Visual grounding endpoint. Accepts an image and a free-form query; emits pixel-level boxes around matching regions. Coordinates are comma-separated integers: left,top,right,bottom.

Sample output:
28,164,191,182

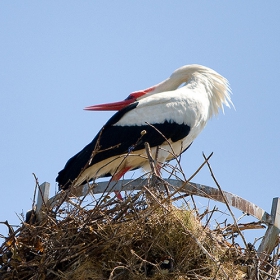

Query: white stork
56,64,233,190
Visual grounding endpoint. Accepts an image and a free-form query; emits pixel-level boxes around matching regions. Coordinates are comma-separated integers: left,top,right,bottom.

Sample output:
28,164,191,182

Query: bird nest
0,161,279,280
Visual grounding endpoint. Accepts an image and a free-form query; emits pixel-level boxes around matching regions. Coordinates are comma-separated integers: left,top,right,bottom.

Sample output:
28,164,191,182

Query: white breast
115,85,210,129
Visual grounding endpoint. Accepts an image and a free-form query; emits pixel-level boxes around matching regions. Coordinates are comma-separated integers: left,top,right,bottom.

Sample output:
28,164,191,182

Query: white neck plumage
142,64,233,119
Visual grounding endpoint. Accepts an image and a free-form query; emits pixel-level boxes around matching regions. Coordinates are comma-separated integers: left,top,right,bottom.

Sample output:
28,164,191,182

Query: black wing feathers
56,102,191,189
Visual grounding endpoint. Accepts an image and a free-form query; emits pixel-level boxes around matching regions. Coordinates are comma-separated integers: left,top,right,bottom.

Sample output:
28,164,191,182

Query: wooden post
35,182,50,221
257,197,280,263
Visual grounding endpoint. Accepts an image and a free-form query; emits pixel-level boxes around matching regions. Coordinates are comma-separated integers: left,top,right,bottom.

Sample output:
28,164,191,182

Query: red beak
84,87,155,111
84,99,134,111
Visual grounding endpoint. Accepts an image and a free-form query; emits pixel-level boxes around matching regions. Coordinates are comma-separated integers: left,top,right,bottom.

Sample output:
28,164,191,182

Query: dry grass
0,156,279,279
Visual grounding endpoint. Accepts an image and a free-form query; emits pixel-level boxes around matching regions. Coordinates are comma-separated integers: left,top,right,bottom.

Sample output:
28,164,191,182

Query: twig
203,206,218,229
144,142,157,176
32,173,39,211
109,266,128,280
202,153,248,249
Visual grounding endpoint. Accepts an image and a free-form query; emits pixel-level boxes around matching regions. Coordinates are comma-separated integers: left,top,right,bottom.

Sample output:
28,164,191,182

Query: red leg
112,166,131,200
155,163,162,176
112,166,131,181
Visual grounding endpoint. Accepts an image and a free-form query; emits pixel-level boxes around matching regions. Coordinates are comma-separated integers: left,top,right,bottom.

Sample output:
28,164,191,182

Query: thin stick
144,142,157,175
202,153,248,249
32,173,39,211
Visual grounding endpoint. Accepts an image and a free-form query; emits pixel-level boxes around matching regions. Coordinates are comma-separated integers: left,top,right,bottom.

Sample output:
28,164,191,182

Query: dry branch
0,156,279,279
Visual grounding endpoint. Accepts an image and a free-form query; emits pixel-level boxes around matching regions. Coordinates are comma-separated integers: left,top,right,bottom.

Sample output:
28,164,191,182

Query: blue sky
1,2,279,243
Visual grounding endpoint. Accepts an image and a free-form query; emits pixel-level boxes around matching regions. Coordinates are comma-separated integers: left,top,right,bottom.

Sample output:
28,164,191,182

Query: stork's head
84,64,233,115
83,65,196,111
84,85,156,111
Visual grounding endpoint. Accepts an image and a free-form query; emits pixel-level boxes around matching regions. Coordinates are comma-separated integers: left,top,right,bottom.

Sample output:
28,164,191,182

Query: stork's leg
112,166,131,200
112,166,131,181
155,163,162,176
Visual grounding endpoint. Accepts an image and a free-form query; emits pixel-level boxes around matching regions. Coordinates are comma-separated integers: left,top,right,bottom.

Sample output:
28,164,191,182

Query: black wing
56,102,191,189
